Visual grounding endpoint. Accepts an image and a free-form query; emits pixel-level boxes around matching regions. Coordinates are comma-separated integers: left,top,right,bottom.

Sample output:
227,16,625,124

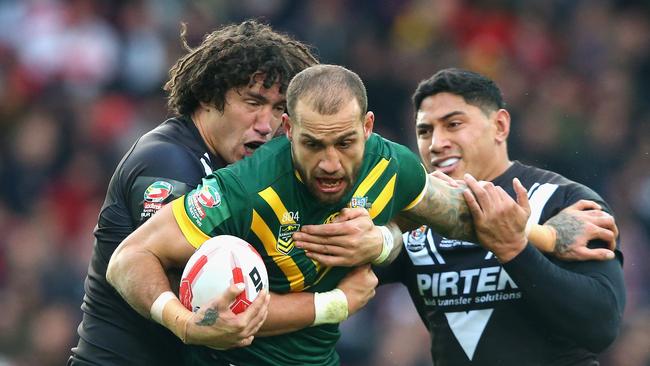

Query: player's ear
494,109,511,143
199,101,212,112
363,111,374,139
282,113,294,141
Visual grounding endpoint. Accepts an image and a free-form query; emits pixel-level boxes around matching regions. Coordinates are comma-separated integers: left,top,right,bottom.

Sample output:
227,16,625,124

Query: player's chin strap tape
371,225,395,265
313,289,349,326
151,291,176,324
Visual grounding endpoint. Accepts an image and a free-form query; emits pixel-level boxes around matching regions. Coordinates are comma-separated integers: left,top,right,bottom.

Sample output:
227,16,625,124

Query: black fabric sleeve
503,243,625,352
120,140,205,227
375,247,408,285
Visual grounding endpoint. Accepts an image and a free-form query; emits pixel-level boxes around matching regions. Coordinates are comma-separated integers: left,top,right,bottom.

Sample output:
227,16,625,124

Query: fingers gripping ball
179,235,269,314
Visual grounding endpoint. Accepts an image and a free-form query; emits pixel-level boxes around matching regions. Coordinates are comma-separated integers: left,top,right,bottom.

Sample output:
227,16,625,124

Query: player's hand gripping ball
180,235,268,314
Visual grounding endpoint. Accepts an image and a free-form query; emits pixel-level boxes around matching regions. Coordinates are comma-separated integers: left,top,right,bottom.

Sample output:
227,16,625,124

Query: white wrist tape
372,225,394,265
150,291,175,324
313,288,348,326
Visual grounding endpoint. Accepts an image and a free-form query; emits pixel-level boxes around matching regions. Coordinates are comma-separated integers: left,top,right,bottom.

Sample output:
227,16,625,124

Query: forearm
503,244,625,351
400,175,477,242
258,292,315,336
107,245,176,319
399,175,556,254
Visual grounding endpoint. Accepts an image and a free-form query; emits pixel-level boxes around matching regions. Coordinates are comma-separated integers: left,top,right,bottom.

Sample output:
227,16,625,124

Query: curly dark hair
164,20,319,116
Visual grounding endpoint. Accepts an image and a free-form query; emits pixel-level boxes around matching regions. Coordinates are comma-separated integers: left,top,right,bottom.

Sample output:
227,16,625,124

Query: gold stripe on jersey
251,209,305,292
258,186,323,273
353,158,390,197
369,173,397,219
403,164,428,211
259,187,295,225
172,197,210,248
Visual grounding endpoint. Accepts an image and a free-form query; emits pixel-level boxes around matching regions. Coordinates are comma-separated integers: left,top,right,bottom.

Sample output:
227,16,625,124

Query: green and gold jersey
173,133,426,366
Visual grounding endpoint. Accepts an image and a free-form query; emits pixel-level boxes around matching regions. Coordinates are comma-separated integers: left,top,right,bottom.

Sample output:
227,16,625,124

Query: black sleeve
374,247,408,285
120,139,205,227
502,243,625,352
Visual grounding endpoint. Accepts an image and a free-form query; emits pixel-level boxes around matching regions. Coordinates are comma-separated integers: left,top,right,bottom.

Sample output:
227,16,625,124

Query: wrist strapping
151,291,175,324
524,219,532,238
151,291,193,343
313,288,348,326
527,224,557,253
372,225,394,265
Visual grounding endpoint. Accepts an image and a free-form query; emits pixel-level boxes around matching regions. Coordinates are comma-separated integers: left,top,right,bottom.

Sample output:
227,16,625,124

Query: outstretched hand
185,283,270,350
545,199,618,261
463,174,530,262
292,207,383,267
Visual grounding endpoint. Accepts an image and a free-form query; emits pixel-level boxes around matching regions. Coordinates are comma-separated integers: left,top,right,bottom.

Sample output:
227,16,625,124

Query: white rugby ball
179,235,268,314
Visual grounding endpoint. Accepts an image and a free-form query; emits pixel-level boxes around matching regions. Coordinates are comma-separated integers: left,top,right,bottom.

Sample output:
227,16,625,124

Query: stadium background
0,0,648,365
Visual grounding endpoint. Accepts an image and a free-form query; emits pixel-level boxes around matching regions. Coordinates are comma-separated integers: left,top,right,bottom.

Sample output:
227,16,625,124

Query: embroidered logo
349,196,372,209
141,181,174,220
323,212,340,224
195,185,221,208
406,225,427,252
144,181,173,203
277,224,300,254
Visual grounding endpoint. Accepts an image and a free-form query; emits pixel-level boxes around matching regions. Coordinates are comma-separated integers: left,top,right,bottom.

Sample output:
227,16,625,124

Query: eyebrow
242,90,286,107
416,110,466,129
300,130,358,142
439,110,465,121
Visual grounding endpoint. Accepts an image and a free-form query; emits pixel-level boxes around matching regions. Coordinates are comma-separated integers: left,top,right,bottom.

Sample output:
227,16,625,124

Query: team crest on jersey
406,225,427,252
144,181,173,203
195,185,221,208
277,224,300,254
349,196,372,209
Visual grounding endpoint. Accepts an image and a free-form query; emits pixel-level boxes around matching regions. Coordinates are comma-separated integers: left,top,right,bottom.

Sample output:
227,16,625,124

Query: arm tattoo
546,212,583,255
196,307,219,326
400,175,476,241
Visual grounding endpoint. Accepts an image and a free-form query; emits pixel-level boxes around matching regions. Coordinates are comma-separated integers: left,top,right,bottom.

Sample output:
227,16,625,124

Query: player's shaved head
286,64,368,123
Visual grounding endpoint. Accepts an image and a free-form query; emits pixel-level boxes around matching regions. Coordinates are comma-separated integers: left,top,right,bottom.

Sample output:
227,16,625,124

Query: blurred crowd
0,0,648,365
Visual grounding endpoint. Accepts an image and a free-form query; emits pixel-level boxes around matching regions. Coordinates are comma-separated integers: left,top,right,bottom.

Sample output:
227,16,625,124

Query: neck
191,110,218,157
482,148,512,181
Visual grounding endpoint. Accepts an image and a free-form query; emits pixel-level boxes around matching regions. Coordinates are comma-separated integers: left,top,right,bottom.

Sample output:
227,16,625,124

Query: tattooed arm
397,173,476,241
107,204,269,349
544,200,618,261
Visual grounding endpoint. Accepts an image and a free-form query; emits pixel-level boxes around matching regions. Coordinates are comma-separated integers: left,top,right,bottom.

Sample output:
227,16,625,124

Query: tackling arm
399,174,613,261
107,203,269,349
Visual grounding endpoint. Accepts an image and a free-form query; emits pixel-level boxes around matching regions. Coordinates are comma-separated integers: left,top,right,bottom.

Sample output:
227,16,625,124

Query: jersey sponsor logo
277,224,300,254
406,226,427,252
439,238,477,249
144,181,174,203
196,185,221,208
416,266,519,301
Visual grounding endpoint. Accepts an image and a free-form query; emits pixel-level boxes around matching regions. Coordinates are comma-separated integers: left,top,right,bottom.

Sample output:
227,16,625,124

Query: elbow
582,307,623,353
106,242,127,289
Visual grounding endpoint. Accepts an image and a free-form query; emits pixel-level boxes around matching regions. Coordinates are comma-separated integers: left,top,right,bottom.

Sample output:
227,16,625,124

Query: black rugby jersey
378,161,625,366
70,116,224,365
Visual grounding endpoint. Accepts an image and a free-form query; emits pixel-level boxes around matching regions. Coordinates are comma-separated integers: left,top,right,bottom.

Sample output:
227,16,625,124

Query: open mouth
244,141,264,155
315,177,345,193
